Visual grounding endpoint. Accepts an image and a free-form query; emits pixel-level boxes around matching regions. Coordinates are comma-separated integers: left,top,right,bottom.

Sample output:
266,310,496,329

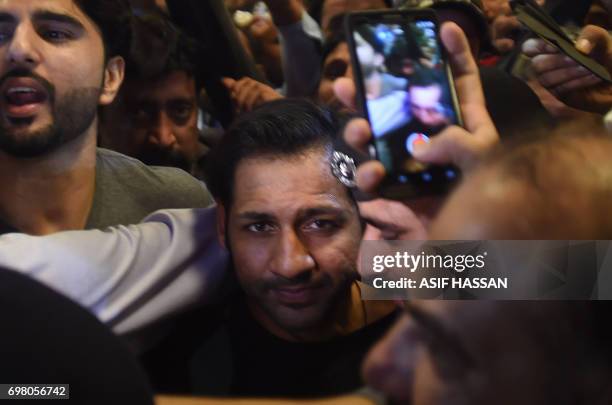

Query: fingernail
412,142,428,158
576,39,593,54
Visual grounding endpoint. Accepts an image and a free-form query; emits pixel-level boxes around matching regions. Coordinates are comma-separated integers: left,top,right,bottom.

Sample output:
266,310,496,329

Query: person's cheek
231,232,271,286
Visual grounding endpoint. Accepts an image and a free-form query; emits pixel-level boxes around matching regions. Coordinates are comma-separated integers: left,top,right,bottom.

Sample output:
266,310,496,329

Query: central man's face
0,0,119,157
221,149,363,339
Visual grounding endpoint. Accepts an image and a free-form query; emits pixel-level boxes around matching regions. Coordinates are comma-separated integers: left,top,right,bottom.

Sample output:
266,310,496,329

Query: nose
362,315,419,402
270,229,316,280
5,23,42,69
148,112,177,149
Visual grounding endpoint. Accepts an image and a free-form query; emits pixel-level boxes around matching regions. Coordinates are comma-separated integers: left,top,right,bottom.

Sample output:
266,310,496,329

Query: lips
273,284,322,306
0,77,49,119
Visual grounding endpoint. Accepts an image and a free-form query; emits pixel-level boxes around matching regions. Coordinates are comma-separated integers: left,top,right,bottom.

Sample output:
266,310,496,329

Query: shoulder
95,148,213,208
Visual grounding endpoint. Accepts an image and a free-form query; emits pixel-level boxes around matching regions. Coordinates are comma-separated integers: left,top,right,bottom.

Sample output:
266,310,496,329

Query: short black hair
74,0,133,59
126,11,198,83
206,99,341,208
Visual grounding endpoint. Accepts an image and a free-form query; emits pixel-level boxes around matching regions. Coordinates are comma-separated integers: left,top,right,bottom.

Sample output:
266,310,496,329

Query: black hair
125,10,199,83
205,99,342,208
74,0,133,59
321,14,348,64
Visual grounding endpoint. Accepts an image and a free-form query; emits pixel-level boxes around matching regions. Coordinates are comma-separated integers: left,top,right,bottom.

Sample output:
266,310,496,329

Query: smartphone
510,0,611,83
345,10,463,199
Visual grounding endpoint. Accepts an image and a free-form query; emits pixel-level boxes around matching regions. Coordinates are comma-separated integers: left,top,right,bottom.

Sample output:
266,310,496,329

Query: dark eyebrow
298,207,349,221
237,212,276,222
32,10,85,30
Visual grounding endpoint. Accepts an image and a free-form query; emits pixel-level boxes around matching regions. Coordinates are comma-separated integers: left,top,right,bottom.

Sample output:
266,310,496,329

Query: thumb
222,77,236,90
575,25,611,61
411,127,469,168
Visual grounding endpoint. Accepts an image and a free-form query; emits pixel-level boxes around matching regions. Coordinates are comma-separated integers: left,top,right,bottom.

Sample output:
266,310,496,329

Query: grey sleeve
278,11,324,98
0,208,228,335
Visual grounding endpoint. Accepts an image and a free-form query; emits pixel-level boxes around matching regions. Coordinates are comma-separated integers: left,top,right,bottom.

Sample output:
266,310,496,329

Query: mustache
0,69,55,101
259,273,328,291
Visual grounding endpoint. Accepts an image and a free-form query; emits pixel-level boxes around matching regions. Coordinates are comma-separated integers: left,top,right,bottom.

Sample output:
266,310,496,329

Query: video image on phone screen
354,20,458,177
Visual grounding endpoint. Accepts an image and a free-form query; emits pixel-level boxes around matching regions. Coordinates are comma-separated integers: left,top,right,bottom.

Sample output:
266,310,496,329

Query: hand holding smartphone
345,10,463,200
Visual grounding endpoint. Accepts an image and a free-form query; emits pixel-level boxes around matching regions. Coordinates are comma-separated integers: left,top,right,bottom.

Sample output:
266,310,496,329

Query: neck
250,282,396,343
0,124,98,235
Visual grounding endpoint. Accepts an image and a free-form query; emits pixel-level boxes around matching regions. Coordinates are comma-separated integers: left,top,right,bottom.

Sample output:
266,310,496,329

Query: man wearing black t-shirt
143,99,398,398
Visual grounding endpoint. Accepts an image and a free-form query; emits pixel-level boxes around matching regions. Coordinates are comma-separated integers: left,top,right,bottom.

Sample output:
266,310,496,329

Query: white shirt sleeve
0,208,228,335
278,10,324,98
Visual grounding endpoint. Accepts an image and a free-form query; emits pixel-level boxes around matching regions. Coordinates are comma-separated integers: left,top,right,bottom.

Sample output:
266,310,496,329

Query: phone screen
350,15,461,195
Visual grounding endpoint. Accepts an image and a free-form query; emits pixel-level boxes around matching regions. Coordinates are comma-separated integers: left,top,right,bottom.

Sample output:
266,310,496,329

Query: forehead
231,150,355,216
126,71,197,104
410,85,441,102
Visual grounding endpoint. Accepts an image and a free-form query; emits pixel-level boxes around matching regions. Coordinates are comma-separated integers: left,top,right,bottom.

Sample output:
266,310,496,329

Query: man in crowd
143,99,399,397
364,300,612,405
99,11,213,179
357,128,612,405
0,0,211,236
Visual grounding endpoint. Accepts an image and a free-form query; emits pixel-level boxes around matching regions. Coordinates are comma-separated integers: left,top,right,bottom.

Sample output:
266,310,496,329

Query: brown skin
216,150,367,342
0,0,124,235
101,70,203,166
430,133,612,240
523,25,612,115
222,76,282,114
363,302,562,405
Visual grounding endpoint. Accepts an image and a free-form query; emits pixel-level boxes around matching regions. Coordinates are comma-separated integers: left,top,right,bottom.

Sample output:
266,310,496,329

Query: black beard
138,146,192,172
0,87,101,158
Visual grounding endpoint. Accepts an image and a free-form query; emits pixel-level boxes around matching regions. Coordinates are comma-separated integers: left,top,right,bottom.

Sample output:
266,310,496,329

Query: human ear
99,56,125,105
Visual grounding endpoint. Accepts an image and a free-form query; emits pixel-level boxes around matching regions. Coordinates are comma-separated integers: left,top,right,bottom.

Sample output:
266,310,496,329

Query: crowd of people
0,0,611,404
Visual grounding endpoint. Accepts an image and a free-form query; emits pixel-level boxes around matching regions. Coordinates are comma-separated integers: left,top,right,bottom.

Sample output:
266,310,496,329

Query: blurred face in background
363,301,568,405
318,42,354,110
101,70,202,170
